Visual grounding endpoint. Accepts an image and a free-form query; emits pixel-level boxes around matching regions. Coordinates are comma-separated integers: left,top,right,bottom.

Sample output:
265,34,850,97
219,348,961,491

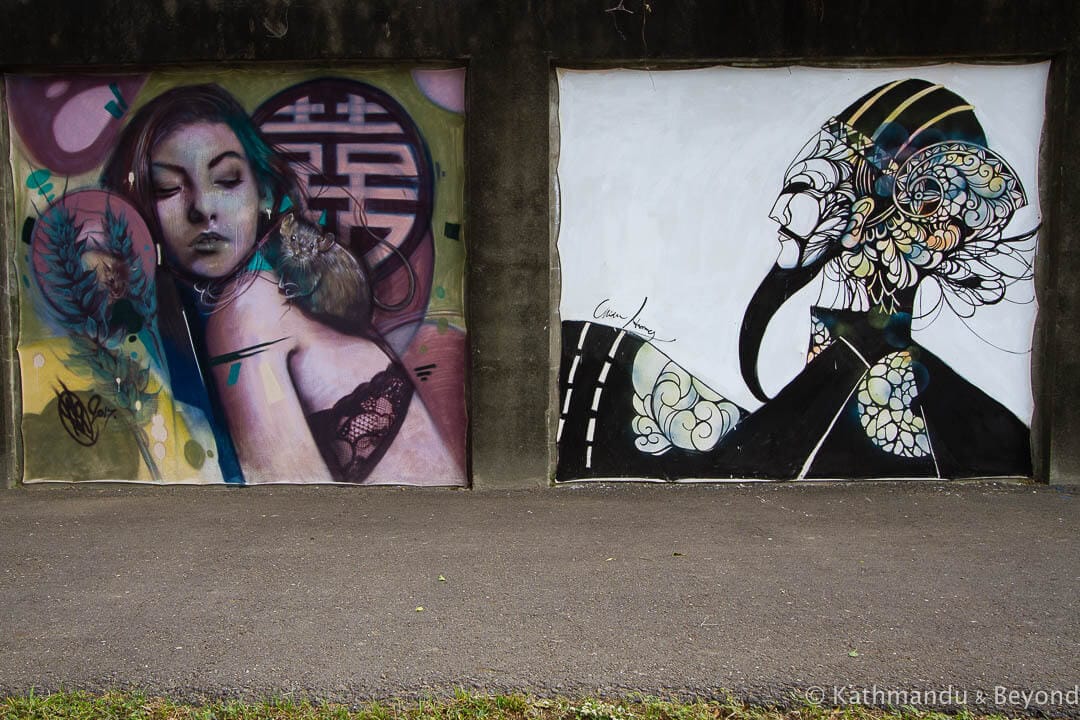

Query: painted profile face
769,129,858,269
150,122,261,279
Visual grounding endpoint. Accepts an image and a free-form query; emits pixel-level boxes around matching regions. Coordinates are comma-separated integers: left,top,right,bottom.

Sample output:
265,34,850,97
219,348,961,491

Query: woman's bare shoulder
204,273,301,350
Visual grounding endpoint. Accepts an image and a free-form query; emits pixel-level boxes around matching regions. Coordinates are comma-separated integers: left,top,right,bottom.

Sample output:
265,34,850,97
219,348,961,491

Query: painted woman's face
150,122,261,279
769,130,857,269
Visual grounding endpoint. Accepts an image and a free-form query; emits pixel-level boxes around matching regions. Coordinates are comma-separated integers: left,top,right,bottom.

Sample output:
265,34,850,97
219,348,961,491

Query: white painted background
556,64,1048,422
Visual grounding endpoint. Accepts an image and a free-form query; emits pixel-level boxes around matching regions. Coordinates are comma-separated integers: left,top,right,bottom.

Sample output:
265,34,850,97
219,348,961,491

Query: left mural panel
6,68,468,486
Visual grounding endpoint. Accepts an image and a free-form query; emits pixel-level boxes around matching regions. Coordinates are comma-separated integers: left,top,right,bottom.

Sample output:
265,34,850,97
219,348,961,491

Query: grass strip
0,689,1036,720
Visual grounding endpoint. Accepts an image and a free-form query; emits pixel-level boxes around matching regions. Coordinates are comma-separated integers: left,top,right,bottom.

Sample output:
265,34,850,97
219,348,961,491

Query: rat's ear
318,232,336,253
280,213,296,235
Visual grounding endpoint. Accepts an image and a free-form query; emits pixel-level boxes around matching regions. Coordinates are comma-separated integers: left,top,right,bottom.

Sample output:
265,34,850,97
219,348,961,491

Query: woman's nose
186,191,214,225
769,195,790,225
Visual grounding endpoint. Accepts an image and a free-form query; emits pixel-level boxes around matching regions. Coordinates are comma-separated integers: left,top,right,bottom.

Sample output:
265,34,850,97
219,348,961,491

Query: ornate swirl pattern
856,351,930,459
631,361,741,455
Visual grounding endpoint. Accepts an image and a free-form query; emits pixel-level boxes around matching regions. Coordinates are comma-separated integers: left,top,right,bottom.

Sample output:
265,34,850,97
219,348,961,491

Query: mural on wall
7,68,468,485
556,65,1046,481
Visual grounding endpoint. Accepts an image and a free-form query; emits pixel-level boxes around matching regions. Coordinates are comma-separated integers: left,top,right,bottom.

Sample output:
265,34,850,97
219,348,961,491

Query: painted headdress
740,79,1036,403
828,79,986,186
823,79,1031,312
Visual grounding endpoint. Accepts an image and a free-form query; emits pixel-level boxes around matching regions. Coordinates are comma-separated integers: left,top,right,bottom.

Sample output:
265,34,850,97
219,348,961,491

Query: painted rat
269,212,373,335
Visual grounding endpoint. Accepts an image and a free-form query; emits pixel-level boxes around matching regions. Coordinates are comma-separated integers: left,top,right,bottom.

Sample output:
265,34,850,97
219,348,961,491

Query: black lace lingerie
306,362,414,483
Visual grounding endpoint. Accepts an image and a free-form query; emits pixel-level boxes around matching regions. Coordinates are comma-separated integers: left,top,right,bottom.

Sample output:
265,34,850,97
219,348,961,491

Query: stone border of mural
1,1,1078,488
1,77,18,488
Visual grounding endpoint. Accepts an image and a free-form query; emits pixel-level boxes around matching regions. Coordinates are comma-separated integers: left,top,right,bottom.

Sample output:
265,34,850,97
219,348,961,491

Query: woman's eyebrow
150,161,186,174
208,151,245,170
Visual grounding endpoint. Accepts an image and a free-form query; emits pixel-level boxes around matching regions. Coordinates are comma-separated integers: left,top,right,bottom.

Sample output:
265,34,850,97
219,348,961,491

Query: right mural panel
555,64,1048,481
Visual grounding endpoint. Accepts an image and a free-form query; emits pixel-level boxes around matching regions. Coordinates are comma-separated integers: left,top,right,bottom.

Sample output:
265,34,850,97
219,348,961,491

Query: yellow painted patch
17,337,225,483
259,359,285,404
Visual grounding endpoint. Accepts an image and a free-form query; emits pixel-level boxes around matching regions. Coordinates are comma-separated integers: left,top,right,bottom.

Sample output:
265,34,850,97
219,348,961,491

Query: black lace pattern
307,363,414,483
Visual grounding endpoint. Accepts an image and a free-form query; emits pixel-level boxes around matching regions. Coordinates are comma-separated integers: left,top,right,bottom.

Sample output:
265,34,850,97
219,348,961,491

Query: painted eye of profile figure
100,84,461,485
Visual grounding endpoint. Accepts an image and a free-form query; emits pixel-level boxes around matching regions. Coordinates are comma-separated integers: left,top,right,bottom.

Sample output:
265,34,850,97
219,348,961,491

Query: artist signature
592,297,676,343
56,381,117,446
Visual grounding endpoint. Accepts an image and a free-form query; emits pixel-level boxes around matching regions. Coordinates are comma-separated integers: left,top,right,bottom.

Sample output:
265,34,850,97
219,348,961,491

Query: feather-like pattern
34,204,162,480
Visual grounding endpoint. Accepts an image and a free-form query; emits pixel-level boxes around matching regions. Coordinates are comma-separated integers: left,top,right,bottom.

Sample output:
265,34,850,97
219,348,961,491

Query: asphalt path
0,481,1077,715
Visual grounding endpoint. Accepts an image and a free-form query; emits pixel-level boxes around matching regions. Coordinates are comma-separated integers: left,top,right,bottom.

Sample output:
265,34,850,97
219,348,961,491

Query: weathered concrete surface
1,482,1077,713
2,0,1079,489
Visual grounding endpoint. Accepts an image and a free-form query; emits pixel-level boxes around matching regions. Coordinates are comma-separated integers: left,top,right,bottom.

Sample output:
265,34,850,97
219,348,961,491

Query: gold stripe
893,104,976,162
846,79,906,126
872,84,944,141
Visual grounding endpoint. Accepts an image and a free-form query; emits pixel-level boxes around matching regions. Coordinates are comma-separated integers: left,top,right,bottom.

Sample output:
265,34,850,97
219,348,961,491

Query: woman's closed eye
153,183,182,199
214,175,243,189
151,168,185,198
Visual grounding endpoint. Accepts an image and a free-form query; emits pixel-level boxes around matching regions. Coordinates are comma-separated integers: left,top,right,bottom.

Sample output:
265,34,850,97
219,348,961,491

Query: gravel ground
0,481,1077,715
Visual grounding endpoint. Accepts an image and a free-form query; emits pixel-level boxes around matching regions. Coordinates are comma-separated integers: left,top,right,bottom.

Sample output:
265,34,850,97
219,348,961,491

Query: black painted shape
350,225,392,256
308,87,350,122
414,363,436,382
738,261,825,403
346,150,407,163
558,309,1032,481
366,174,419,189
556,321,649,481
910,354,1032,478
304,196,350,241
21,217,35,246
707,334,877,479
107,298,143,335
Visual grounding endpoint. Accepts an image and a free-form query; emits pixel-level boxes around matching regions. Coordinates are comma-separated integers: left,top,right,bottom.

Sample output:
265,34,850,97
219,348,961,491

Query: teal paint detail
104,82,129,118
26,169,55,203
318,209,327,226
26,169,51,188
278,196,293,213
137,329,163,368
226,362,242,386
247,251,274,273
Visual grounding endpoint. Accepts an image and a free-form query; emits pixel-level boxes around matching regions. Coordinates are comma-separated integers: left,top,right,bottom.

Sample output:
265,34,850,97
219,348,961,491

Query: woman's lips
191,232,229,253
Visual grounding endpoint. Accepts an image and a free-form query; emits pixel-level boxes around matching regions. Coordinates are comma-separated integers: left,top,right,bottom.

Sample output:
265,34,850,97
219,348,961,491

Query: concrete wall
1,0,1078,488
